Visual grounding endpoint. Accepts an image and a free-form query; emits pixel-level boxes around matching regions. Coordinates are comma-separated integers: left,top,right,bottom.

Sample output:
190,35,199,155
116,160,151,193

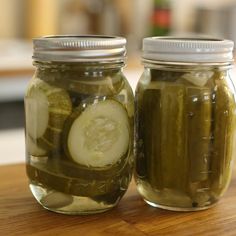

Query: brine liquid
135,70,236,211
25,69,134,214
27,154,132,214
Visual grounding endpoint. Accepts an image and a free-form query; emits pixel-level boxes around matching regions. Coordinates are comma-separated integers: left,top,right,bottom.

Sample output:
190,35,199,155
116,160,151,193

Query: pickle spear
135,85,147,178
186,87,212,182
142,88,162,189
161,84,187,191
25,79,72,152
210,73,236,195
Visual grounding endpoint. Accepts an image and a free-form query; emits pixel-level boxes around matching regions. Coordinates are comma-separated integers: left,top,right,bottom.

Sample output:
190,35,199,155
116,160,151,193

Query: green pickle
37,66,125,96
143,88,162,188
186,87,211,183
161,84,187,191
186,87,212,207
210,72,236,196
26,158,132,198
135,69,236,210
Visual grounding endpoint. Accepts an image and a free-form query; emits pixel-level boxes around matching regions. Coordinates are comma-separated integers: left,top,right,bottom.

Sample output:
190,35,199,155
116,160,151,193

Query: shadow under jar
24,36,134,215
135,37,236,211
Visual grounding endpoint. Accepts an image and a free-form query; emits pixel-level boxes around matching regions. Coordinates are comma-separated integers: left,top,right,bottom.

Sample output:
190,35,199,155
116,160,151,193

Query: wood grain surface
0,69,33,77
0,163,236,236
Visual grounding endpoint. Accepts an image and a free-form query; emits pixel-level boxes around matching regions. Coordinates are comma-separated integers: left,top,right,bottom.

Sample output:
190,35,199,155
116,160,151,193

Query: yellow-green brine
25,36,134,214
135,37,236,211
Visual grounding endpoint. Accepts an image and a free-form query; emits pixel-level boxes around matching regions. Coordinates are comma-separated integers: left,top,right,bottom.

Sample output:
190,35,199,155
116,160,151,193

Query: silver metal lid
142,37,234,63
33,35,127,62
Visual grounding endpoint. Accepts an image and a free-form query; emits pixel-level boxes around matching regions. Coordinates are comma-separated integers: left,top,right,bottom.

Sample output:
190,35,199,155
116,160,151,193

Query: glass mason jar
135,37,236,211
25,36,134,215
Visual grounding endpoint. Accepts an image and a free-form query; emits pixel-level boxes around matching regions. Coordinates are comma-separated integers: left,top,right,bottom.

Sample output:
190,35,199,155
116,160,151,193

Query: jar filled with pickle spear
25,36,134,214
135,37,236,211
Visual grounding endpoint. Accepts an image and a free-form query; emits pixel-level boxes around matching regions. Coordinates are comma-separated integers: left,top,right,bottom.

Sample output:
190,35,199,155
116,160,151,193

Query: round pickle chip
27,161,132,197
40,191,73,209
25,79,72,152
40,70,125,96
70,75,125,96
65,99,130,168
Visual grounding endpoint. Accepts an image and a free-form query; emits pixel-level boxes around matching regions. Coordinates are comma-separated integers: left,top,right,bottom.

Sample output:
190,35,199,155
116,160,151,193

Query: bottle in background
151,0,171,36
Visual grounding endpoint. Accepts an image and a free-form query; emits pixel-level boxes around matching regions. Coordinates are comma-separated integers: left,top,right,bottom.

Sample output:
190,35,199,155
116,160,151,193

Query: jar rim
33,35,127,62
142,36,234,63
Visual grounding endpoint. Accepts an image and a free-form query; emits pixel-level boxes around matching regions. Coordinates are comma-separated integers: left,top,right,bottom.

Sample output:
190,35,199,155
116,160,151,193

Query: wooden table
1,164,236,236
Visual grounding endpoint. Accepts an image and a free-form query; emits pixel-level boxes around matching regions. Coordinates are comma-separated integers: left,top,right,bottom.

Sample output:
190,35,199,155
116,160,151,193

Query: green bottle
151,0,171,36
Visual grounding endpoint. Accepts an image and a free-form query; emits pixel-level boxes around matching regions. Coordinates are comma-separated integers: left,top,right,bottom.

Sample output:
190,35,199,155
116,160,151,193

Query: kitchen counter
1,163,236,236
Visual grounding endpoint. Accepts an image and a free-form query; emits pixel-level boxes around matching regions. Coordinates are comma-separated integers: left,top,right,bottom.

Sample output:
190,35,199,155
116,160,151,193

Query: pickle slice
39,69,125,96
52,142,132,180
186,87,212,182
65,99,130,167
26,163,127,197
210,74,236,195
25,79,72,151
71,75,125,96
26,134,47,156
40,191,73,209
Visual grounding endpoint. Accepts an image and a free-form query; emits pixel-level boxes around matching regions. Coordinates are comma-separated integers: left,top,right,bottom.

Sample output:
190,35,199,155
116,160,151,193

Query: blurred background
1,0,236,164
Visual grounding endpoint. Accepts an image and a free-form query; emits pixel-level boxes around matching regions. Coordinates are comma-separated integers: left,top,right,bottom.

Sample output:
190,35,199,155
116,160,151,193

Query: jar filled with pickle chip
25,35,134,214
135,37,236,211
